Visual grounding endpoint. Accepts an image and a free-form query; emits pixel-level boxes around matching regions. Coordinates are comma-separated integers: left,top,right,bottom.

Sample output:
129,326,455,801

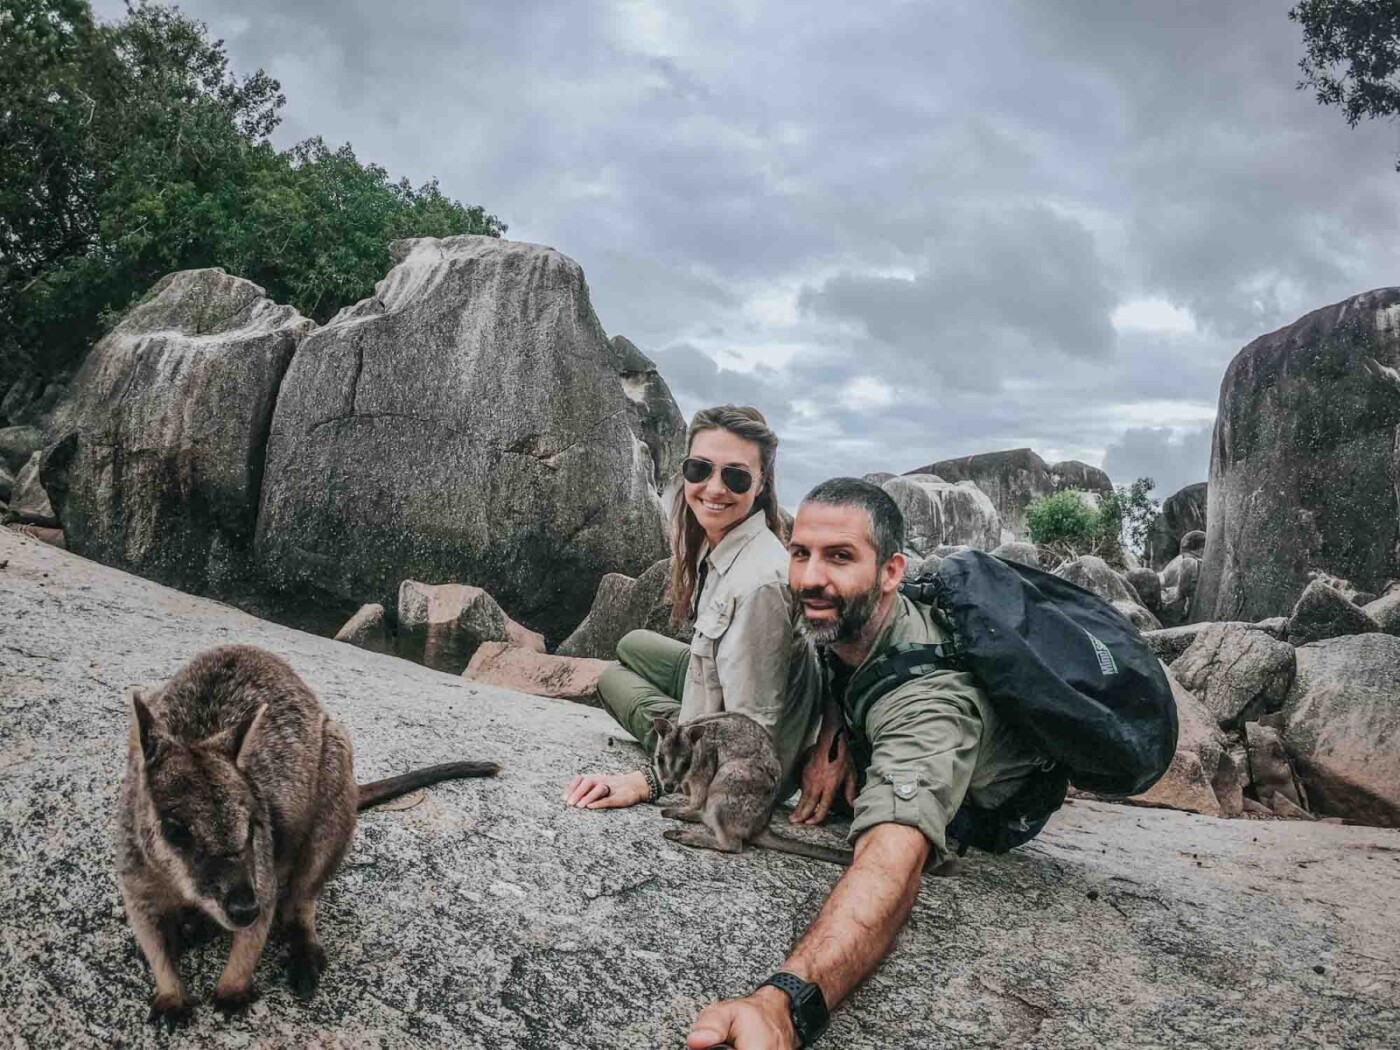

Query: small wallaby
116,644,499,1028
652,712,853,866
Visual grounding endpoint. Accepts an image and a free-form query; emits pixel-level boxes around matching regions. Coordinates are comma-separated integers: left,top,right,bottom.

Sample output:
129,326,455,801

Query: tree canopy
1291,0,1400,167
0,0,504,391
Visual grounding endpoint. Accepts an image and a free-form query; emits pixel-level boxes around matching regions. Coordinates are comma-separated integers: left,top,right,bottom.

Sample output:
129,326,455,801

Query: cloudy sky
95,0,1400,500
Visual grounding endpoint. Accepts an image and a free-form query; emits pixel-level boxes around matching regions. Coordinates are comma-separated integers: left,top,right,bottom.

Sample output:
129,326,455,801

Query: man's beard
797,577,883,647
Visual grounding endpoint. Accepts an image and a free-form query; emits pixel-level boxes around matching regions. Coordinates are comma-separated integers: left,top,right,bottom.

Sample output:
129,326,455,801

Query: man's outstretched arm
686,822,930,1050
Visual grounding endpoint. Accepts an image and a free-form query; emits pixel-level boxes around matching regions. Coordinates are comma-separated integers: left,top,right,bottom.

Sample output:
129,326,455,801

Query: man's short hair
801,478,905,563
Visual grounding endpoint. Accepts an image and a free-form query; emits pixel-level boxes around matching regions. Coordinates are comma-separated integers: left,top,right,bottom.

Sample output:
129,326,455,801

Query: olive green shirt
678,511,822,780
829,595,1046,862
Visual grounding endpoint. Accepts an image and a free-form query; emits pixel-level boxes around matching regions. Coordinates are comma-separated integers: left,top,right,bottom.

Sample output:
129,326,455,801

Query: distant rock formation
906,448,1113,540
255,236,669,642
41,269,313,596
880,474,1002,554
1146,482,1207,570
608,335,686,491
1196,289,1400,622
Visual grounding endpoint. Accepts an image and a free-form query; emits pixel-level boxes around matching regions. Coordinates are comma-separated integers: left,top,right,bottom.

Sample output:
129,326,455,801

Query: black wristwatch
759,972,830,1047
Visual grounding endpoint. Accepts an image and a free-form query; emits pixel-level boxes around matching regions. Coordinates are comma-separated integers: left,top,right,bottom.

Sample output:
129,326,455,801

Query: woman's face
684,427,764,542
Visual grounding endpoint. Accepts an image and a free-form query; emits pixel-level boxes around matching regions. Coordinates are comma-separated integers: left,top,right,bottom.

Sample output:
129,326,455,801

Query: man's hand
790,722,856,826
687,986,797,1050
561,771,650,809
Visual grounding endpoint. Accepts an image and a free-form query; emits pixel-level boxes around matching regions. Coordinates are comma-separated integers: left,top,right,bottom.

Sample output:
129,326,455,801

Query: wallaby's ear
232,704,269,770
685,723,706,744
129,688,162,764
652,716,674,738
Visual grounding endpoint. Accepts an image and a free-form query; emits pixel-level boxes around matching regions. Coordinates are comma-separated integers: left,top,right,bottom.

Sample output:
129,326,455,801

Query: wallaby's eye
160,817,193,849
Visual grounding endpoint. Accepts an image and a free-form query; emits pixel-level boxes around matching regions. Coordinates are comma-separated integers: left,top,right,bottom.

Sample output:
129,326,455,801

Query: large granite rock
464,642,610,705
255,236,668,643
1159,549,1203,626
1146,482,1208,570
2,532,1399,1048
1172,624,1296,729
1129,669,1226,817
557,557,692,659
40,269,314,597
1288,578,1381,645
1049,459,1113,496
1363,589,1400,636
607,336,686,491
1283,633,1400,827
397,581,545,674
880,474,1002,555
906,448,1053,539
1196,289,1400,622
0,425,42,474
1054,555,1161,630
990,540,1040,568
10,451,55,522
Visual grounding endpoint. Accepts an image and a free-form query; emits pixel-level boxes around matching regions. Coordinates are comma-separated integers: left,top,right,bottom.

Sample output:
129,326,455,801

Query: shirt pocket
688,595,735,702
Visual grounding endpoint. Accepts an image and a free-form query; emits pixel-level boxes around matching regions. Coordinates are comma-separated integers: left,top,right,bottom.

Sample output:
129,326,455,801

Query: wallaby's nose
225,886,260,928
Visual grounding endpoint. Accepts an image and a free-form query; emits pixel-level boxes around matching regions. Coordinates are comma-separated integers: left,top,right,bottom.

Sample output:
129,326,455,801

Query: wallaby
652,712,854,866
116,644,498,1028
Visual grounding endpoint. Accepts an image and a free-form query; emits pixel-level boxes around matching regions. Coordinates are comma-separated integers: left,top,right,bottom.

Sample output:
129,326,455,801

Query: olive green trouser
597,630,691,754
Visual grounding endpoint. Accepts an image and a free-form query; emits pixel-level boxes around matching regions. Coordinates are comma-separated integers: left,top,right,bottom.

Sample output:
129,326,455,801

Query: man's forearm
779,822,929,1008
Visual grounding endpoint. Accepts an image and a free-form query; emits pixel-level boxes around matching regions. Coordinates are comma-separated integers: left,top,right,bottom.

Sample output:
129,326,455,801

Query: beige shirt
677,511,822,779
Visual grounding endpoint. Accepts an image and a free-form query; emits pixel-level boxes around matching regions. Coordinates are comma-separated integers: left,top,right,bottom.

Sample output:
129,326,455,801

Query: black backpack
857,549,1178,851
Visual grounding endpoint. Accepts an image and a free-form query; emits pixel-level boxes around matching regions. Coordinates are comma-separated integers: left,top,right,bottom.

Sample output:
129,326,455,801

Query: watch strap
759,972,829,1047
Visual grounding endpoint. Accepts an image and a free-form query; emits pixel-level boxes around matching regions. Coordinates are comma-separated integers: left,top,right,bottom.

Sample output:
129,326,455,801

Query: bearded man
686,477,1050,1050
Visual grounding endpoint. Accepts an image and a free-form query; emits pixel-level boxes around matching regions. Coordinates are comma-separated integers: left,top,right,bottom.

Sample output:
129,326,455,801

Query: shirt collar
699,509,772,576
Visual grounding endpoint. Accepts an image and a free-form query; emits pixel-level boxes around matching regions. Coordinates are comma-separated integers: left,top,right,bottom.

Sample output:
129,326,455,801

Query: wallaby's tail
356,761,500,811
753,828,854,867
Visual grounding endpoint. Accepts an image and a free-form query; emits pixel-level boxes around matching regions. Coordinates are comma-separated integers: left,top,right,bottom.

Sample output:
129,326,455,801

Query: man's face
788,502,889,646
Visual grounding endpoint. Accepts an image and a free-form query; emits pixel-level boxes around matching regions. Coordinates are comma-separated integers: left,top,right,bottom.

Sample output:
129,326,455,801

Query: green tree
1291,0,1400,167
1025,477,1158,569
0,0,503,395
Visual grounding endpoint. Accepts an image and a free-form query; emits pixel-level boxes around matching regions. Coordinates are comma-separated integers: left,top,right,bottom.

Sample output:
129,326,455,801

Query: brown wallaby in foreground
116,644,498,1028
652,712,854,866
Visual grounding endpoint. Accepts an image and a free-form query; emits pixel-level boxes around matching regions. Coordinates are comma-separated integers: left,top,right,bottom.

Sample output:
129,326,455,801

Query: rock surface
1288,578,1381,646
608,335,686,491
255,236,668,642
1054,555,1161,630
1172,624,1296,729
906,448,1054,539
464,642,611,705
397,581,546,674
0,425,42,474
880,474,1002,555
41,268,314,597
1363,588,1400,636
1245,721,1305,811
1128,671,1226,817
1048,459,1114,497
334,603,391,654
1196,289,1400,622
2,532,1399,1049
557,557,692,659
11,451,55,522
989,540,1040,568
1158,549,1202,626
1283,633,1400,828
1145,482,1208,570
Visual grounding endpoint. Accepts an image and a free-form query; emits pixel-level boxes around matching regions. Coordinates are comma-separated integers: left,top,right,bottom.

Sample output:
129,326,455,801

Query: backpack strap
846,641,967,732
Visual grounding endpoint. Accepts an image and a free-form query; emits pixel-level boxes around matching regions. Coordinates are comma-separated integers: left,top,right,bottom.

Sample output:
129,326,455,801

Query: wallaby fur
652,712,854,866
116,644,499,1027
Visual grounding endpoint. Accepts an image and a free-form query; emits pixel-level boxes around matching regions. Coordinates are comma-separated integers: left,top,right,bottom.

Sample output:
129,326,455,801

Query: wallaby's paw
212,984,259,1017
929,856,964,878
147,993,194,1030
286,944,327,998
661,826,686,842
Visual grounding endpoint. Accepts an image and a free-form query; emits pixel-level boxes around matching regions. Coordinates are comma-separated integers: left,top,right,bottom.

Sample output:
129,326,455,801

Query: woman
562,405,821,810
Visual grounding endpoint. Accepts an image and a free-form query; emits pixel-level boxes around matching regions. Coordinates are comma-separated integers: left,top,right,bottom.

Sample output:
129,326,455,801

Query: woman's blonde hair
671,405,783,624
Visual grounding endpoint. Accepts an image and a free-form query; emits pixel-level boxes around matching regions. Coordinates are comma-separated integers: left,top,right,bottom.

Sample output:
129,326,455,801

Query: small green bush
1026,490,1100,547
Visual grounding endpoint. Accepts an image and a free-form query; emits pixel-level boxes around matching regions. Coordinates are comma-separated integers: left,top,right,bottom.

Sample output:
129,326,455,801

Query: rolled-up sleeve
848,669,985,863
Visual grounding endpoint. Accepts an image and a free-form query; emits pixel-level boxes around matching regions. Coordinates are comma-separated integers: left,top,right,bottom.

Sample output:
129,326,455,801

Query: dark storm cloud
89,0,1400,498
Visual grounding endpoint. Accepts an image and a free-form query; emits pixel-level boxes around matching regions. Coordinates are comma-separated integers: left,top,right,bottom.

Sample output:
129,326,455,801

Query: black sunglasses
681,457,755,495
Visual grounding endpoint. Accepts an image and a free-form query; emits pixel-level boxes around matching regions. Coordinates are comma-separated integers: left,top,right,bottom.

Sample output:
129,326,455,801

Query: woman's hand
790,722,857,825
562,770,652,809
